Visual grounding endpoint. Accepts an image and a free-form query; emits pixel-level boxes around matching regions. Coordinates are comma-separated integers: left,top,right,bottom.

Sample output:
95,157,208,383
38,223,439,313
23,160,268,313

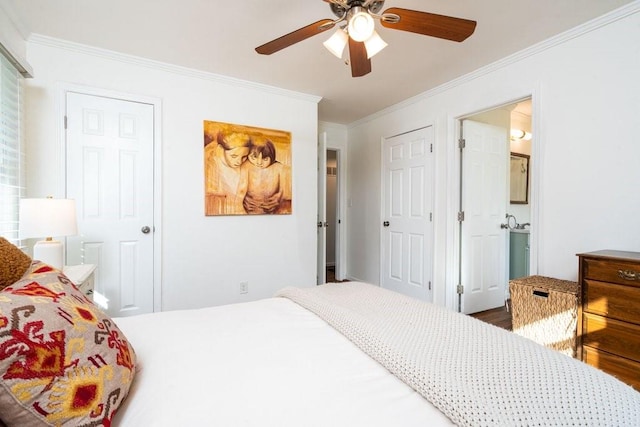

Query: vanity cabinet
578,250,640,390
509,231,529,279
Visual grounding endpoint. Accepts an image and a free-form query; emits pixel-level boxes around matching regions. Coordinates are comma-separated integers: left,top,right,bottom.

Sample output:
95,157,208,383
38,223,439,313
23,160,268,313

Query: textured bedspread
276,282,640,426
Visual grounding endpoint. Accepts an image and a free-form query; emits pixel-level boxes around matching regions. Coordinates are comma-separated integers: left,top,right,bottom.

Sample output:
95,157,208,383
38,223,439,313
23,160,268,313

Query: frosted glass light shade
510,129,532,141
19,198,78,239
323,29,348,58
348,11,375,42
364,31,387,58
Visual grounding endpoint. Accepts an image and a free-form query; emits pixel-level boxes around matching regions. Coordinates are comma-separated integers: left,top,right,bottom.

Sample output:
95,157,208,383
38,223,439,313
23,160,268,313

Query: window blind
0,52,25,244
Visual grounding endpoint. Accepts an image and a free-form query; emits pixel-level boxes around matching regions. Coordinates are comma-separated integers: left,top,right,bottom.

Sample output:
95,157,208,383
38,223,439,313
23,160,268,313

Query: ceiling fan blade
256,19,335,55
349,38,371,78
381,7,476,42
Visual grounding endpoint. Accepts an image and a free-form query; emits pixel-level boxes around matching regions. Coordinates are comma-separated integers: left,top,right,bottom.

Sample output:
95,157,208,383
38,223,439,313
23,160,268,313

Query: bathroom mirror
510,152,529,204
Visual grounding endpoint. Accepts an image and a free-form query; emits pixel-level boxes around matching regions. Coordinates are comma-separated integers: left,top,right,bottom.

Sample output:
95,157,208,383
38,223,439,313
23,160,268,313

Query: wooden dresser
578,250,640,390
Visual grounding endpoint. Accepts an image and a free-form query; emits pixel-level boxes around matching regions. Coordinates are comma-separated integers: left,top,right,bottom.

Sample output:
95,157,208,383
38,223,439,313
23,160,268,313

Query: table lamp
19,197,78,270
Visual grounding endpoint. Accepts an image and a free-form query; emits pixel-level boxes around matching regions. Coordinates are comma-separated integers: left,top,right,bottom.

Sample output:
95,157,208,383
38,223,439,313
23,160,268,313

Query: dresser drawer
582,312,640,362
582,258,640,288
583,346,640,390
584,279,640,325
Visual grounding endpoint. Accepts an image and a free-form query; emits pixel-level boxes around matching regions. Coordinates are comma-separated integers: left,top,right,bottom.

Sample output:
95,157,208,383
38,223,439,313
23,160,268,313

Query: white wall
23,37,320,311
0,2,28,70
346,7,640,308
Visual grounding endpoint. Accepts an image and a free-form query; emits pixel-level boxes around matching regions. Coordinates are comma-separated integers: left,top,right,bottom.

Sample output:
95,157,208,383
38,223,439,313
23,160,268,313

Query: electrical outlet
239,281,249,294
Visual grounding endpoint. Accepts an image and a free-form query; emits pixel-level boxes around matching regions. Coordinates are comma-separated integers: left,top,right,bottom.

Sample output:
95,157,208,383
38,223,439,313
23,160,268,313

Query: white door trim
56,83,163,312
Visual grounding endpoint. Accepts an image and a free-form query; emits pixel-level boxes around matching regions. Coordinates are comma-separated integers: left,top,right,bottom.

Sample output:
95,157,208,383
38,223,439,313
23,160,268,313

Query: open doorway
457,97,533,314
325,149,339,282
317,132,344,285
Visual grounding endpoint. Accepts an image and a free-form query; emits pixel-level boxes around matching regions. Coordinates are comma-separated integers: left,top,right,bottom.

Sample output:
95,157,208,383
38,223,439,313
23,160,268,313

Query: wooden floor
326,266,349,283
468,301,513,331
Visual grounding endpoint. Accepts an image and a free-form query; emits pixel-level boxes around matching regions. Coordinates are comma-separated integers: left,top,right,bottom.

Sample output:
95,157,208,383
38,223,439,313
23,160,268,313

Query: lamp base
33,239,64,270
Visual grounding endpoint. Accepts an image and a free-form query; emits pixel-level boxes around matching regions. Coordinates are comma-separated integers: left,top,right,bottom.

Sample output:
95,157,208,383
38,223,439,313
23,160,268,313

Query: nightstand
63,264,97,300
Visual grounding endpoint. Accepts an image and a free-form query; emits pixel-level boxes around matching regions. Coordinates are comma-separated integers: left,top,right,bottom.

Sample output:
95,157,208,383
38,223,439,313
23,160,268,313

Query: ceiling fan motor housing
330,0,386,18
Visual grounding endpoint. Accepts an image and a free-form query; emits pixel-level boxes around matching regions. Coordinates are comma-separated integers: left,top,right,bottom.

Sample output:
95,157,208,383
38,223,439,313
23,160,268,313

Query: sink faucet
515,223,530,229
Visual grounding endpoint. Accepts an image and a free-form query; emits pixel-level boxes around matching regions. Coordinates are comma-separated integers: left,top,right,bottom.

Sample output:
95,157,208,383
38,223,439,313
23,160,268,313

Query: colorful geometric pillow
0,261,136,426
0,238,32,291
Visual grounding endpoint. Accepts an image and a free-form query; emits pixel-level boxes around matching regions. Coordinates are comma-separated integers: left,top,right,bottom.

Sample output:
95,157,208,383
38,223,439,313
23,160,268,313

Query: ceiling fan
255,0,477,77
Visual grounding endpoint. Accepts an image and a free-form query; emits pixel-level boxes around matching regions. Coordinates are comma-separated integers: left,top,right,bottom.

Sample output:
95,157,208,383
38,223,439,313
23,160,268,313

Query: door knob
317,222,323,228
141,226,151,234
383,221,390,227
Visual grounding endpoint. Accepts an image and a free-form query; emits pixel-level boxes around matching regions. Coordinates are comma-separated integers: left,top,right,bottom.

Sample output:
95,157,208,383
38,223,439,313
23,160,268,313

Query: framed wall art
204,121,292,216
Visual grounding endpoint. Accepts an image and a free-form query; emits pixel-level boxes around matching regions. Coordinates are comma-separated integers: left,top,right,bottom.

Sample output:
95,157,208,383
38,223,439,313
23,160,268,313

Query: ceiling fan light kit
364,31,387,59
255,0,477,78
323,28,349,58
347,7,375,42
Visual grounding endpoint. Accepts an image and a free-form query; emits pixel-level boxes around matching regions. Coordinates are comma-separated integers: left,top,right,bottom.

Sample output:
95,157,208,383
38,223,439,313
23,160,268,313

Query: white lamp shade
19,198,78,239
323,28,349,58
364,31,387,59
348,11,375,42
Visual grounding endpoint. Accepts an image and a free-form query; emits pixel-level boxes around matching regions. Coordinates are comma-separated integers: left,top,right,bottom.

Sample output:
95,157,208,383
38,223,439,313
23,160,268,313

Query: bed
1,243,639,426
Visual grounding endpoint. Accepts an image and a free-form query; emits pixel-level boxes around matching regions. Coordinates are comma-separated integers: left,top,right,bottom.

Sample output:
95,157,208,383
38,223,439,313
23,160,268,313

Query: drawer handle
617,269,638,281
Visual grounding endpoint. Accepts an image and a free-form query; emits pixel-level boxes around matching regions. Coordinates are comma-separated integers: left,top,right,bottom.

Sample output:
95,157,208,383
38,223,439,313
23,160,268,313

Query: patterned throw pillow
0,238,32,291
0,261,136,426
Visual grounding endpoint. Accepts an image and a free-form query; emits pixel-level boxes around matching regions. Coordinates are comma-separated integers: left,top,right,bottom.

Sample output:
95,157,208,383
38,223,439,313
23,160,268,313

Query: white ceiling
3,0,633,124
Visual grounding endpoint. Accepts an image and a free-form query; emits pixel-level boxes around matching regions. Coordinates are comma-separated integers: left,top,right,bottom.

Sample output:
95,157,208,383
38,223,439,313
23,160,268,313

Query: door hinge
457,211,465,222
457,284,464,294
430,143,433,153
428,280,432,291
64,115,67,129
458,138,465,149
429,212,433,222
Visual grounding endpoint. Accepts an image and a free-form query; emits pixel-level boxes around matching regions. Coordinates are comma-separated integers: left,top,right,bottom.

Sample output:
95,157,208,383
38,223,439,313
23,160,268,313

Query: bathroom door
459,120,508,313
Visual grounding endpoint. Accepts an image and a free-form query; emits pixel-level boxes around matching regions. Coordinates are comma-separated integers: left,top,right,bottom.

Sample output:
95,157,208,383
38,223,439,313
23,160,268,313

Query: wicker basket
509,276,579,357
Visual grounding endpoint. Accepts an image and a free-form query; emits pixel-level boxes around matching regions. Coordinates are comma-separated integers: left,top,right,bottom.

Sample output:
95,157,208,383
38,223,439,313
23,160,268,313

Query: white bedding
112,297,453,426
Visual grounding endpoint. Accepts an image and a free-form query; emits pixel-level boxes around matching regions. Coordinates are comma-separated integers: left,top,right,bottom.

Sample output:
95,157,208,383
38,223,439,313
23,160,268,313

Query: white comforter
112,296,453,426
278,282,640,426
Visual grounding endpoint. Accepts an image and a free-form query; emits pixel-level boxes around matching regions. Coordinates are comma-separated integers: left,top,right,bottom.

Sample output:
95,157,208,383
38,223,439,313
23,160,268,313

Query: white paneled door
382,127,434,301
460,120,508,314
317,132,327,285
65,92,155,317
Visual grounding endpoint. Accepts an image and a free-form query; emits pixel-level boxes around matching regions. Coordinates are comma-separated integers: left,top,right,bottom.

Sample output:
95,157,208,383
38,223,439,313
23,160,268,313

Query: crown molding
27,34,322,105
319,120,348,130
349,1,640,129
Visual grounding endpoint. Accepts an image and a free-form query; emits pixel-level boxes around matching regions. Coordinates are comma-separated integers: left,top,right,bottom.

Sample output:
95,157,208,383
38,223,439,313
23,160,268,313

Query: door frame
56,83,163,312
448,93,541,312
318,132,347,282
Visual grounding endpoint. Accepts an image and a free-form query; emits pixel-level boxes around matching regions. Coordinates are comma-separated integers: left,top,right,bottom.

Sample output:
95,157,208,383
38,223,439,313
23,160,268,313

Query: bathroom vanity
509,230,529,279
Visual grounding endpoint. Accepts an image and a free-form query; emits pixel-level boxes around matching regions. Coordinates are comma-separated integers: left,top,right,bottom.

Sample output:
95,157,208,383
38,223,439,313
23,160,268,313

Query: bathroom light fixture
510,129,532,141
